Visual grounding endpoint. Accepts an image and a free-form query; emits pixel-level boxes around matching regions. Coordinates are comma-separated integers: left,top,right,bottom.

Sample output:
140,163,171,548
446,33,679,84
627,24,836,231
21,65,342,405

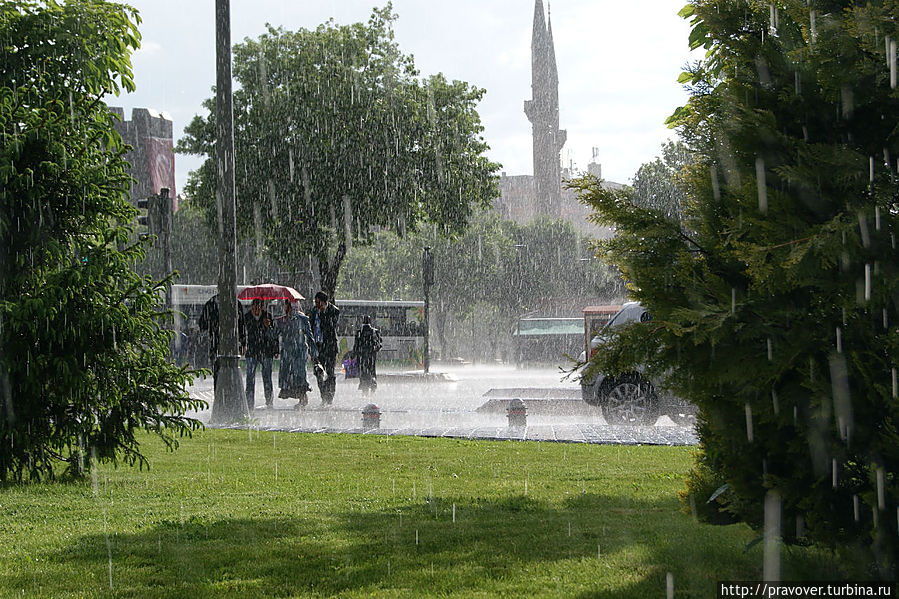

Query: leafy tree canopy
0,0,204,482
575,0,899,572
178,3,500,300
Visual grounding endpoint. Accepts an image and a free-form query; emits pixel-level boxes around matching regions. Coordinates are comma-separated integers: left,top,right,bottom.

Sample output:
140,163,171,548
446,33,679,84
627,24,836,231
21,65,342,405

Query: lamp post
422,246,433,374
513,243,527,368
211,0,247,423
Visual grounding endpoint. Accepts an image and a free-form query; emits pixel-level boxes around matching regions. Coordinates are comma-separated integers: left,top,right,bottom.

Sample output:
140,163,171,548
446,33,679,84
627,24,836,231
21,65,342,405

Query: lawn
0,429,837,598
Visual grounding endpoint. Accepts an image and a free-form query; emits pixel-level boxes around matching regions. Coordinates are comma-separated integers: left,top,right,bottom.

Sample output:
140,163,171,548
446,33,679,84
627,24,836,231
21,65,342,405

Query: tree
0,0,204,482
178,4,499,300
630,140,691,220
338,210,623,361
573,0,899,573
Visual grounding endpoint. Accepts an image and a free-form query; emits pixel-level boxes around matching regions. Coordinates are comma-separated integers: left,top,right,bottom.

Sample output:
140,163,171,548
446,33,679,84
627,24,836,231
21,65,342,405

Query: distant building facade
110,107,176,208
494,1,621,239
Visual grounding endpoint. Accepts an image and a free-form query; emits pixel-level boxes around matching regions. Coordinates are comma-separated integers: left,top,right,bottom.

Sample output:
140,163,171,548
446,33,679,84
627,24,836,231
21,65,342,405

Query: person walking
354,314,382,393
240,298,278,410
275,299,317,409
306,291,340,405
198,294,244,393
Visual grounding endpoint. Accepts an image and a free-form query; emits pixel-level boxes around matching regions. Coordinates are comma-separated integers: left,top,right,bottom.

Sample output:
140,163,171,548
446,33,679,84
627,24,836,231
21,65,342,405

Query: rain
3,0,899,596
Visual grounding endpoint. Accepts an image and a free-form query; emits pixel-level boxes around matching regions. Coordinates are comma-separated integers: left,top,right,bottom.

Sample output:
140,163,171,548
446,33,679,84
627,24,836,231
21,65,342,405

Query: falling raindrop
859,211,871,248
756,157,768,214
710,165,720,201
877,468,886,510
666,572,674,599
864,264,872,301
832,458,838,489
745,403,754,442
771,389,779,414
763,490,781,582
104,513,113,589
891,38,897,89
731,288,736,314
836,327,842,353
452,503,456,523
767,338,773,361
892,368,897,398
853,495,860,522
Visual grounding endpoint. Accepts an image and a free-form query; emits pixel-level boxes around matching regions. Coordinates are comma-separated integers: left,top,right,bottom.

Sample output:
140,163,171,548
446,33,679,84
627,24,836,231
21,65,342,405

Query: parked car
578,302,695,426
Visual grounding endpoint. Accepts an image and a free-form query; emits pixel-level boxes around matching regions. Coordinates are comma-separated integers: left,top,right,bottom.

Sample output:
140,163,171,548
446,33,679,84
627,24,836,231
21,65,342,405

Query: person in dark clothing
240,298,279,410
354,314,382,393
198,294,246,393
306,291,340,405
198,295,220,378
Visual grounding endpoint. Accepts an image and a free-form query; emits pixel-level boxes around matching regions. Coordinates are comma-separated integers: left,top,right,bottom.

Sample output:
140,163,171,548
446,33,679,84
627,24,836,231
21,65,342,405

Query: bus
169,286,425,367
335,299,425,366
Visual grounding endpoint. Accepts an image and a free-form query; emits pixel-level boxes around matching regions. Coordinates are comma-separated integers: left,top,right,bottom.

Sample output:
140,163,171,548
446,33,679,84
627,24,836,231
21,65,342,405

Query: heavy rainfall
1,0,898,597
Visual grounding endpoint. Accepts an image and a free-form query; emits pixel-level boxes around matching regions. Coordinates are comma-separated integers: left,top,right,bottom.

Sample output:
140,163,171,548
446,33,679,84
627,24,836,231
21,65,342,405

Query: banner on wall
142,136,177,211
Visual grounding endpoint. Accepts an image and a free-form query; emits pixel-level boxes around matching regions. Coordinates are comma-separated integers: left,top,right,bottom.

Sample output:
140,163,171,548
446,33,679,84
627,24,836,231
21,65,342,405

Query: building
524,0,566,218
110,107,177,208
494,1,622,239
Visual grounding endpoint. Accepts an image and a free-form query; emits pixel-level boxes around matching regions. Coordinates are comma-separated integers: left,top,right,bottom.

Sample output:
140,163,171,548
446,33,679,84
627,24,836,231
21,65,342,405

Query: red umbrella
237,284,304,302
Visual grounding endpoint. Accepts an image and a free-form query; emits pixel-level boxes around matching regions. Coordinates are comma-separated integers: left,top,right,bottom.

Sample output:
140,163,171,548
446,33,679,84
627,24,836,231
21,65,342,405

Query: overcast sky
107,0,700,195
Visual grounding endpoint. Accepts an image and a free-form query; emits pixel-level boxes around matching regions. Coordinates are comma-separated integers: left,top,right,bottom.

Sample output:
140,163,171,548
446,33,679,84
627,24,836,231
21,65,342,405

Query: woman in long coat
275,299,317,408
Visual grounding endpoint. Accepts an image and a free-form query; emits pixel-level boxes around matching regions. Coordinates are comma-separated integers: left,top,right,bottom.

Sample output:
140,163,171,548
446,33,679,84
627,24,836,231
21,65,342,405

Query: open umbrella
237,284,304,302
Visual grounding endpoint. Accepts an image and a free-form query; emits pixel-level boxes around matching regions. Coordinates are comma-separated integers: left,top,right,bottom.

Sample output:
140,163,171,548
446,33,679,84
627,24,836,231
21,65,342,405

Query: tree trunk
318,242,347,302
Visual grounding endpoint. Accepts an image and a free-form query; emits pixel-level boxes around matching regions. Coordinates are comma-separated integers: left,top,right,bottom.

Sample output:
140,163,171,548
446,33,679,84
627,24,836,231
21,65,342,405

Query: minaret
524,0,566,217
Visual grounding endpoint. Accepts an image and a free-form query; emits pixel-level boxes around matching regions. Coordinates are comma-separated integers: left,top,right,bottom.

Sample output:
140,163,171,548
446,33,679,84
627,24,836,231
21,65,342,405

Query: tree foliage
338,210,623,360
630,140,692,221
574,0,899,572
177,4,499,300
0,0,204,482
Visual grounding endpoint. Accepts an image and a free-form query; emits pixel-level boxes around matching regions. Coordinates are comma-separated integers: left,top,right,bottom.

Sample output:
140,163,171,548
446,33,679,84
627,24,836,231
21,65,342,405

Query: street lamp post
422,247,434,374
211,0,247,423
514,244,527,368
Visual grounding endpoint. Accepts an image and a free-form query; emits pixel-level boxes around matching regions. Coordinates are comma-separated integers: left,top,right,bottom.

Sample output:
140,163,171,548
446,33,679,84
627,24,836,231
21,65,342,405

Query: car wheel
601,374,659,425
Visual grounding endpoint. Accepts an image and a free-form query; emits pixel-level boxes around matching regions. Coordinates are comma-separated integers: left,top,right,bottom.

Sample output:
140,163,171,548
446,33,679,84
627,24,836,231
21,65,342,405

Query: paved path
189,364,698,446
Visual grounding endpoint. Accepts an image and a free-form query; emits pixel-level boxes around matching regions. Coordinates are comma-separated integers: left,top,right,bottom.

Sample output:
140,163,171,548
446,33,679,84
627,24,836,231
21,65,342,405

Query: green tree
338,210,623,361
178,4,499,300
630,140,691,220
0,0,204,482
573,0,899,572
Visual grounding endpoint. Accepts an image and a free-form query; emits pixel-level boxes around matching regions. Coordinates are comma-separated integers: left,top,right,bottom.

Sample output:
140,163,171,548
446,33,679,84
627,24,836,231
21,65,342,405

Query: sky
107,0,701,195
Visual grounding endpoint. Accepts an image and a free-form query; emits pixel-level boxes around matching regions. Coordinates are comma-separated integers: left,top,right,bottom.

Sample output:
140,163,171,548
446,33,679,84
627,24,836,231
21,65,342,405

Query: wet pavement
187,363,698,446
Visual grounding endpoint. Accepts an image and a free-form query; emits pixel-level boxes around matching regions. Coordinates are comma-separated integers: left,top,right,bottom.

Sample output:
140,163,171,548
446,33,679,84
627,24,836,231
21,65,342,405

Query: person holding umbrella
239,298,278,410
275,299,317,408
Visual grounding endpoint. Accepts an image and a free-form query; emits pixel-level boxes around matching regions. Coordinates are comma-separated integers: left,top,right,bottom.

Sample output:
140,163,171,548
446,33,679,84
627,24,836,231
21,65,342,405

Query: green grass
0,429,838,598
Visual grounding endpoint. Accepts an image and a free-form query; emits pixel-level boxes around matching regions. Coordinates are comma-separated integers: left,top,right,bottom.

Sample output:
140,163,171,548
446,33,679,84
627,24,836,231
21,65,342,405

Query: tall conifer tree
574,0,899,571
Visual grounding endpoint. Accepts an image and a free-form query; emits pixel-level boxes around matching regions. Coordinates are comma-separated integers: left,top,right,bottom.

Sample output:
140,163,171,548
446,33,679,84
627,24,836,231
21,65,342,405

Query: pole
159,188,173,312
211,0,247,423
158,188,175,362
422,247,433,374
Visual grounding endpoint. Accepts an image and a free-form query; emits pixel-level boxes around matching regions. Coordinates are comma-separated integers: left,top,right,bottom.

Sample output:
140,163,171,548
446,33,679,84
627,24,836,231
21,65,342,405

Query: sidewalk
188,365,698,446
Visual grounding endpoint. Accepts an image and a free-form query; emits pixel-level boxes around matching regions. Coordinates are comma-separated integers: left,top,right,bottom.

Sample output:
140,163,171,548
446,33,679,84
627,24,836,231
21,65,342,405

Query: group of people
199,290,382,410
